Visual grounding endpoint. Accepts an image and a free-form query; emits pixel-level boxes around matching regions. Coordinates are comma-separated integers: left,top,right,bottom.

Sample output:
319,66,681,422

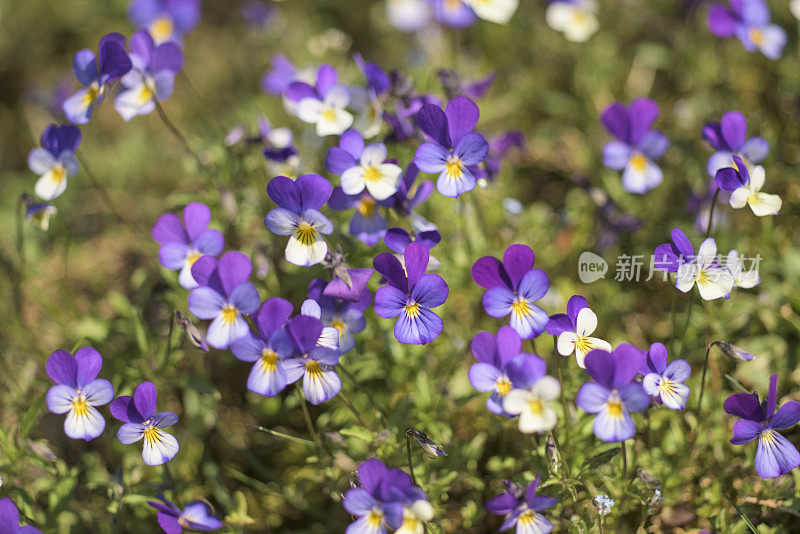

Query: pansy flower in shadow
308,278,370,354
576,345,649,442
265,174,334,266
129,0,201,45
230,298,295,396
641,342,691,410
546,295,611,369
63,33,132,124
45,348,114,441
708,0,786,59
152,202,225,289
486,476,557,533
601,98,668,194
110,381,179,466
384,227,442,271
148,495,223,533
282,315,341,405
328,187,387,246
188,251,260,349
28,124,80,201
702,110,768,176
471,244,549,339
724,374,800,479
414,96,489,198
715,155,781,217
373,242,449,345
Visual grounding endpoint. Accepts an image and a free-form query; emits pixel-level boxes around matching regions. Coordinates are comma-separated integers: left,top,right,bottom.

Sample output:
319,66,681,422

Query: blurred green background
1,0,799,532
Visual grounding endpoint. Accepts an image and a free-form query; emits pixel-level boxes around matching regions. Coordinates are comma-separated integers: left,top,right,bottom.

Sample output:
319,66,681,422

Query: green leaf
340,426,375,442
19,393,45,440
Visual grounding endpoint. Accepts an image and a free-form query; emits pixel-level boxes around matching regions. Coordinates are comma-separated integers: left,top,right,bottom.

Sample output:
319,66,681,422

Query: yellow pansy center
575,335,593,355
517,509,537,526
366,509,384,527
71,395,89,418
143,424,161,444
260,349,278,373
137,83,155,105
606,395,624,419
221,304,238,324
358,196,376,216
511,297,531,317
305,360,323,376
149,15,175,43
696,268,710,286
321,107,338,122
528,398,543,416
331,318,347,336
629,152,648,172
445,156,463,180
657,377,676,396
295,221,317,246
363,165,383,183
495,376,512,396
50,163,67,184
185,249,202,266
404,301,420,318
748,28,763,46
761,429,776,445
83,82,102,107
572,9,589,25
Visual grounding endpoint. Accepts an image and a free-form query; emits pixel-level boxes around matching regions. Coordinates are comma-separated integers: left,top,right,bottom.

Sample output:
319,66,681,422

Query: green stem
338,391,371,429
248,424,318,447
406,431,419,486
696,343,717,413
637,505,652,531
76,152,127,225
705,188,721,239
295,384,319,444
162,463,177,494
621,440,628,480
154,101,215,183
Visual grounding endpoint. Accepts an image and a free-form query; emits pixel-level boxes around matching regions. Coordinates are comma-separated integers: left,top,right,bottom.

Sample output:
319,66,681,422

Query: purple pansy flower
468,326,548,417
432,0,478,27
0,497,42,534
384,227,441,270
328,187,388,246
240,1,275,27
308,278,370,354
45,348,114,441
715,156,781,216
230,298,295,397
63,33,132,124
261,54,298,95
601,98,668,194
148,495,223,533
326,129,402,201
188,251,260,349
110,381,179,466
282,315,341,405
129,0,202,44
414,97,489,198
323,266,374,302
373,242,449,345
486,476,557,534
258,116,297,162
545,295,612,369
702,110,768,176
287,64,353,136
641,342,691,411
471,244,550,339
115,30,184,121
707,0,786,59
28,124,81,201
575,346,650,442
653,228,734,300
152,202,225,289
724,374,800,478
24,198,57,231
265,174,334,266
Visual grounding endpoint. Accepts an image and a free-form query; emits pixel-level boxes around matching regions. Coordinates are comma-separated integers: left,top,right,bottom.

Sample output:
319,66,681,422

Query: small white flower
463,0,519,24
546,0,599,43
729,165,782,217
556,307,612,368
296,86,353,137
503,376,560,434
675,238,734,300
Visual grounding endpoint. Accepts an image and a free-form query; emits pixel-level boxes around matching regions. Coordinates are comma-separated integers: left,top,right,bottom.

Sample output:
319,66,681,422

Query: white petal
531,376,561,401
34,171,68,200
749,192,781,216
729,187,749,209
285,235,328,266
360,143,388,166
696,267,734,300
465,0,518,24
502,388,532,415
28,148,57,174
696,238,718,268
324,85,350,108
340,166,366,196
114,85,155,121
296,98,324,124
556,332,577,356
142,429,179,465
518,405,558,434
575,307,598,336
316,108,353,137
64,405,105,440
749,165,766,191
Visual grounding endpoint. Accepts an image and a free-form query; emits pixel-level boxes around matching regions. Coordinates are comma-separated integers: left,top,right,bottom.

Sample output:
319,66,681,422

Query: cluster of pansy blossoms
10,0,799,532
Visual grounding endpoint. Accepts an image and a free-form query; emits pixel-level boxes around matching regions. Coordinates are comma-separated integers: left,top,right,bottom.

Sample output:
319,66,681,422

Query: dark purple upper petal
715,167,744,192
98,33,132,80
134,381,158,420
724,392,764,421
373,252,408,293
611,344,645,388
628,98,659,146
707,3,738,38
152,42,184,73
502,244,535,290
415,103,450,148
109,395,144,424
702,121,725,151
324,268,373,302
325,147,358,175
404,242,429,289
471,331,498,365
285,81,316,102
40,124,82,156
357,457,388,495
410,273,448,309
770,401,800,430
72,49,98,86
46,350,78,387
720,111,746,151
545,314,573,336
182,202,211,242
384,227,412,254
315,64,338,97
152,213,189,246
584,349,615,389
254,297,293,340
505,354,546,388
600,102,630,144
495,325,522,365
296,174,332,211
485,493,518,515
670,228,694,259
217,251,253,298
444,96,479,146
267,175,302,212
129,30,155,67
471,256,511,290
75,347,103,387
287,315,324,354
644,342,668,374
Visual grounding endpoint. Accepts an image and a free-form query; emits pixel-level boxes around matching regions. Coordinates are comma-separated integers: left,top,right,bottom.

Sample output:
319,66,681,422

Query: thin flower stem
705,187,721,239
695,342,717,413
247,424,318,447
162,463,177,494
338,391,371,429
637,505,651,531
598,515,604,534
338,363,389,424
405,431,419,486
154,100,215,184
621,440,628,480
295,383,319,444
76,152,128,225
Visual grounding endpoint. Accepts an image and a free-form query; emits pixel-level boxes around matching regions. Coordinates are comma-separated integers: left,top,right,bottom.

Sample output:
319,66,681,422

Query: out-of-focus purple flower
152,202,224,289
471,245,549,339
414,96,489,198
308,278,370,354
287,64,353,136
230,298,295,396
715,156,781,216
45,348,114,441
258,117,297,162
325,129,402,201
282,315,341,404
714,340,755,362
23,196,57,231
707,0,786,59
432,0,478,27
110,381,179,466
374,242,448,345
486,476,556,533
148,495,223,533
261,54,298,95
188,251,260,349
382,163,436,231
0,497,42,534
653,228,734,300
641,342,691,410
576,346,649,442
386,0,433,32
601,98,668,194
63,33,132,124
474,132,525,184
545,295,611,369
28,124,81,201
384,226,441,271
240,1,275,26
265,174,334,266
328,187,388,246
725,374,800,478
461,0,518,24
438,70,497,101
354,53,391,98
702,110,768,176
115,30,184,121
129,0,202,44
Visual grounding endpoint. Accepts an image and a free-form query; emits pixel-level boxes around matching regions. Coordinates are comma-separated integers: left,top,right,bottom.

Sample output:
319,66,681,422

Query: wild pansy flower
654,228,734,300
148,495,223,533
432,0,478,27
486,477,557,534
545,295,612,369
724,374,800,478
707,0,786,59
23,198,57,231
641,342,691,411
230,298,294,397
288,64,353,136
258,116,297,163
351,55,390,139
261,54,298,95
63,33,132,124
110,381,179,466
386,0,432,32
545,0,599,43
503,375,561,435
601,98,668,194
265,174,334,266
373,242,449,345
384,227,442,270
462,0,519,24
414,97,489,198
726,249,760,289
28,124,81,201
152,202,225,289
45,348,114,441
308,278,370,354
468,326,549,417
715,156,781,217
188,251,260,349
298,298,342,352
282,315,341,405
0,497,42,534
328,187,388,246
325,130,402,201
702,110,768,176
129,0,202,44
115,30,184,121
471,244,549,339
575,346,649,442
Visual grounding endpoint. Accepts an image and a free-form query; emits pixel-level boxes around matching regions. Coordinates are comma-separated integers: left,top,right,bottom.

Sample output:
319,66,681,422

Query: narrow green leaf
580,447,621,472
248,425,318,446
19,393,45,440
722,493,759,534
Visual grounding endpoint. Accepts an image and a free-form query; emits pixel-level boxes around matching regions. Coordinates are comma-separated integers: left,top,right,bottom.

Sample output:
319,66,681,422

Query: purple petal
740,137,769,163
267,175,301,212
639,131,669,159
505,354,547,388
217,251,252,297
229,283,260,314
720,111,746,151
470,331,498,365
98,33,132,79
731,419,763,445
611,344,644,389
485,493,517,515
517,269,549,301
619,383,650,412
75,347,103,387
182,202,211,242
645,342,668,374
404,241,429,289
495,325,522,365
315,64,338,97
414,142,449,173
471,256,511,289
415,103,450,147
287,315,324,354
297,173,332,210
707,4,738,38
133,381,158,420
584,350,615,389
374,285,407,319
46,350,78,387
755,431,800,478
566,295,588,324
545,314,573,336
576,382,611,413
600,102,630,143
444,96,479,145
373,252,408,292
254,297,293,340
394,306,442,344
766,374,778,419
72,49,98,86
109,395,145,424
702,121,724,150
152,42,184,73
157,513,183,534
670,228,694,258
602,141,632,170
502,244,535,289
715,167,744,192
384,227,412,254
723,392,764,421
469,362,503,391
325,146,358,175
628,98,659,146
770,401,800,430
285,81,315,103
482,286,514,318
338,129,365,160
358,457,388,493
410,273,448,308
324,268,373,302
152,212,188,245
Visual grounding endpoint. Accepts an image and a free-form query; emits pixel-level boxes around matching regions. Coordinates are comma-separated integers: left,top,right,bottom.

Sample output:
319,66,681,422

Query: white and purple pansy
110,381,179,466
707,0,786,59
702,110,769,176
147,495,224,533
326,129,403,201
641,342,691,411
287,64,353,136
282,315,342,405
485,477,557,534
28,124,81,201
715,156,781,217
545,295,612,369
307,278,370,355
